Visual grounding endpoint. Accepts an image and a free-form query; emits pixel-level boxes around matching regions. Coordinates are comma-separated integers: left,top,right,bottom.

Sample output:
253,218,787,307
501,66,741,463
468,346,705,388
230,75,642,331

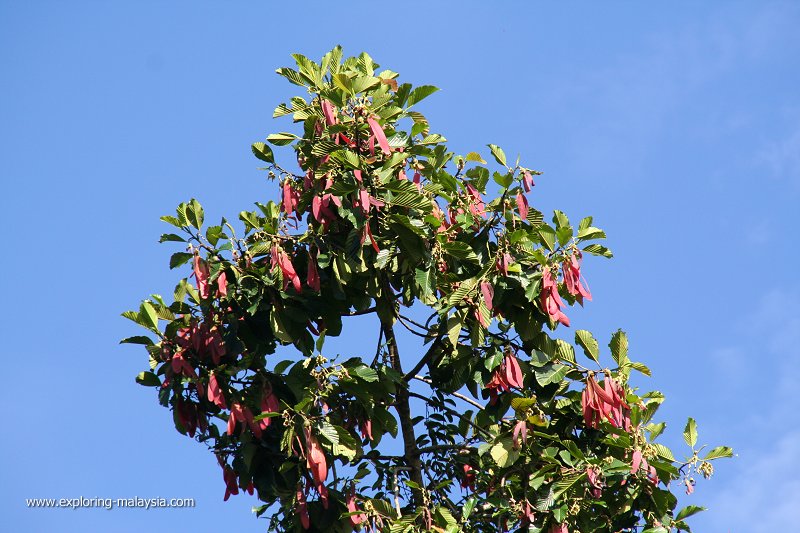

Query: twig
412,375,485,410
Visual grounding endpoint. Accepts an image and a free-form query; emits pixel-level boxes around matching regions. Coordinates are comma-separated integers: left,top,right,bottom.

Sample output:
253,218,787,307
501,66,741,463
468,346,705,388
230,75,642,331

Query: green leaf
702,446,734,460
159,233,185,243
272,359,294,375
554,339,576,363
270,311,294,343
330,149,361,169
332,73,353,94
418,133,446,145
467,166,490,190
332,425,362,462
121,310,139,325
511,397,538,413
205,225,224,246
390,192,432,212
317,420,340,446
552,472,585,499
552,210,570,230
534,364,569,386
160,215,184,228
139,301,159,330
556,226,573,247
575,330,600,364
484,349,504,371
252,412,281,422
251,142,275,163
676,505,706,520
465,152,486,164
447,278,477,308
135,371,161,387
487,144,507,167
646,422,667,440
176,203,189,226
434,507,457,528
583,243,613,258
683,418,698,447
441,241,479,264
577,226,606,241
351,75,380,95
239,211,261,232
388,214,427,238
310,139,339,157
526,207,544,226
266,132,298,146
536,225,556,252
120,336,154,346
403,84,438,108
492,171,513,188
375,248,393,269
415,267,436,300
351,365,379,382
275,66,308,87
652,443,676,462
490,439,519,467
627,361,652,376
169,252,193,269
187,198,204,230
609,329,629,366
563,440,586,461
461,498,476,521
447,312,463,347
272,102,293,118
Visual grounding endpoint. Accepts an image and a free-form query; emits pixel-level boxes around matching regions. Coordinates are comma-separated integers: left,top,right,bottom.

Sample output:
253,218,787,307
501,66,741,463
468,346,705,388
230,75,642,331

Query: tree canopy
124,47,730,533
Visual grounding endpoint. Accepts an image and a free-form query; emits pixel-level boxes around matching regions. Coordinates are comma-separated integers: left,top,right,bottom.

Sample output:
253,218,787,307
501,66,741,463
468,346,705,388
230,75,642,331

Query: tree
123,47,730,532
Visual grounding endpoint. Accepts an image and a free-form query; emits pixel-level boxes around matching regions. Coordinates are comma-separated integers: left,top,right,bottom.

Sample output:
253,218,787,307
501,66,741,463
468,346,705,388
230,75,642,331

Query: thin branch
396,314,432,338
348,306,377,316
397,313,434,333
412,375,485,411
406,390,489,438
413,443,472,456
371,324,384,367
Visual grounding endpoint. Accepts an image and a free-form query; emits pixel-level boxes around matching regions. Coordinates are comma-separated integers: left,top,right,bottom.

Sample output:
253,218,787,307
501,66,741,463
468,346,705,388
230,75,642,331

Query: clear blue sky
2,1,799,531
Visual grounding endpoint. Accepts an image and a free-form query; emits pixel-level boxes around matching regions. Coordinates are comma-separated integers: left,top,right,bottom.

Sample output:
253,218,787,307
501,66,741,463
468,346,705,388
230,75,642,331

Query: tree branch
380,280,425,509
412,375,485,410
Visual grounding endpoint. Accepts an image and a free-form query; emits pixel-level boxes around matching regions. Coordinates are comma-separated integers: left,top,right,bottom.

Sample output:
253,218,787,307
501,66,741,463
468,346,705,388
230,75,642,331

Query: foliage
123,47,731,533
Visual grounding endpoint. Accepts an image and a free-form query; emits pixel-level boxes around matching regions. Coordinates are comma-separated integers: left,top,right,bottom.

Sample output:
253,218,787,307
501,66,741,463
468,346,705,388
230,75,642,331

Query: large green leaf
251,142,274,163
676,505,706,520
575,330,600,364
683,418,698,447
266,132,299,146
139,301,159,330
609,329,629,366
136,371,161,387
534,364,569,386
487,144,507,167
407,85,439,107
702,446,734,460
490,439,519,467
441,241,479,264
552,472,585,499
583,243,613,258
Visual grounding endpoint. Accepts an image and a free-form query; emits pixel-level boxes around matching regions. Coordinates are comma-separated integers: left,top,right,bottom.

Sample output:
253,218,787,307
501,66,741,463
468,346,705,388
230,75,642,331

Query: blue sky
2,1,798,531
